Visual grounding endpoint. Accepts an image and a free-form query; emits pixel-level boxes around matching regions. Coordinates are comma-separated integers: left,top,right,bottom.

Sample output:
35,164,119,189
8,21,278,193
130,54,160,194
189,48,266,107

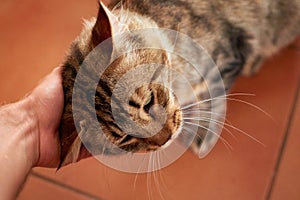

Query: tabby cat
59,0,300,168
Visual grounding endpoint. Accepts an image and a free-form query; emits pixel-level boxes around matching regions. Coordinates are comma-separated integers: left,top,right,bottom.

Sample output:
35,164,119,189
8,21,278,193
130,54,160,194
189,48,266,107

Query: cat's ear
91,2,114,48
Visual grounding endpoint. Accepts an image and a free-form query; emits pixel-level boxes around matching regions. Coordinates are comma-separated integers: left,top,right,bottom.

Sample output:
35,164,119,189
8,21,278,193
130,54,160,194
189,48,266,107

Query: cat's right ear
91,2,114,48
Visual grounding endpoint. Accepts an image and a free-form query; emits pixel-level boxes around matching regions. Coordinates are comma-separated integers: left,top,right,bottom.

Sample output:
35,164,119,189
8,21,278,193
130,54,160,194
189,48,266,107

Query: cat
59,0,300,168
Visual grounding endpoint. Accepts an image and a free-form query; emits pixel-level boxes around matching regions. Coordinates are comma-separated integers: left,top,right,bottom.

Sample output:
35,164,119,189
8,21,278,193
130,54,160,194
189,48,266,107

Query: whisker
182,109,233,130
147,154,153,200
224,92,256,97
133,155,147,192
182,110,226,120
221,119,266,147
222,97,274,120
182,106,212,113
181,93,255,110
102,157,112,192
157,153,168,190
184,121,233,150
182,126,233,153
181,94,273,123
225,124,266,147
184,115,266,147
184,117,238,141
181,100,209,110
153,152,165,200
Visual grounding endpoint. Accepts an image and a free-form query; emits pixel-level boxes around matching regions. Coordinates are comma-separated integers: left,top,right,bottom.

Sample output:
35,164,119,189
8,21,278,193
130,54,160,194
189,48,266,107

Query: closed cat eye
144,92,154,113
144,92,153,105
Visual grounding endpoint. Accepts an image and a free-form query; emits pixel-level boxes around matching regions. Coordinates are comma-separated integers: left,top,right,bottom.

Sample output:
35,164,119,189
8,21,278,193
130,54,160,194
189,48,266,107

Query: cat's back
122,0,300,52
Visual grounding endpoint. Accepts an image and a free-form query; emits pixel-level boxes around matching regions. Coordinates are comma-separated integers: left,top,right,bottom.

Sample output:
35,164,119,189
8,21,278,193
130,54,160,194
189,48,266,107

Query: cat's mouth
116,108,182,153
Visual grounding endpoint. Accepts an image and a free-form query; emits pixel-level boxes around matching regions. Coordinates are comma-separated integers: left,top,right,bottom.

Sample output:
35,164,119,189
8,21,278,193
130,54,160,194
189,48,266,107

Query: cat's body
59,0,300,167
122,0,300,78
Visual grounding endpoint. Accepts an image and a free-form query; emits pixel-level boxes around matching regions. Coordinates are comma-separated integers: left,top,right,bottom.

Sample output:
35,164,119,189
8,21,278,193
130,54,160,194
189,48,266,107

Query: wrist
0,97,40,199
0,97,40,169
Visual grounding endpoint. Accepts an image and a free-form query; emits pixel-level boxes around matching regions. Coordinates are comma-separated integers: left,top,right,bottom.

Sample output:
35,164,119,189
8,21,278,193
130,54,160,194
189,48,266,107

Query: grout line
31,171,105,200
265,79,300,200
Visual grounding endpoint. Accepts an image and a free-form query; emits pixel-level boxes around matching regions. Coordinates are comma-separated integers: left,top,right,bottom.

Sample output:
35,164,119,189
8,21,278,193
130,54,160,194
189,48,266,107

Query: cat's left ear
92,2,116,48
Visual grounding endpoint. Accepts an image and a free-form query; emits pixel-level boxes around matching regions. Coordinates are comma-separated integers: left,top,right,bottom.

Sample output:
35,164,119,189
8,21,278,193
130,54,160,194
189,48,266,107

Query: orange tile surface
31,42,300,200
17,175,92,200
0,1,299,200
0,0,97,102
270,87,300,200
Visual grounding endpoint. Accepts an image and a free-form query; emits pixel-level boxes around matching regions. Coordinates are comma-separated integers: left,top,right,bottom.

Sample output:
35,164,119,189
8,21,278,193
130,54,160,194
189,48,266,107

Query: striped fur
59,0,300,167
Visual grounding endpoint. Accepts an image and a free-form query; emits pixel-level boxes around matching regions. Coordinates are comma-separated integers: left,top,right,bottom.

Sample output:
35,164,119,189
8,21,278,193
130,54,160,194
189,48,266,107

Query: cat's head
68,2,183,154
116,83,183,152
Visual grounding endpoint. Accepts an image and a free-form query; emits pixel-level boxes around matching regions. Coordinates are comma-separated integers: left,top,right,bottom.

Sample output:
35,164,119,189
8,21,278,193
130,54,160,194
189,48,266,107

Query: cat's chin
159,124,182,150
118,128,183,153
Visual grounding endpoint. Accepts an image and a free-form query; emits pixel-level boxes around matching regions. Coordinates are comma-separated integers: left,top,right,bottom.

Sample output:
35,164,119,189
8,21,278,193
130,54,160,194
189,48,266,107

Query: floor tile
33,43,300,200
17,175,93,200
1,0,300,199
269,87,300,200
33,159,110,199
0,0,96,102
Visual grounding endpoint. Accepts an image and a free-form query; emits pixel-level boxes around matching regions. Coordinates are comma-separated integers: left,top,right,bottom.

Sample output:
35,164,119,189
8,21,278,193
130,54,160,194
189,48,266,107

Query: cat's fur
59,0,300,167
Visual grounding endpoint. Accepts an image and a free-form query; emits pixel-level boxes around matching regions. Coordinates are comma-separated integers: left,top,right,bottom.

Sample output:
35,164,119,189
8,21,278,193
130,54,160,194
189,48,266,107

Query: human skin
0,67,72,199
0,1,114,198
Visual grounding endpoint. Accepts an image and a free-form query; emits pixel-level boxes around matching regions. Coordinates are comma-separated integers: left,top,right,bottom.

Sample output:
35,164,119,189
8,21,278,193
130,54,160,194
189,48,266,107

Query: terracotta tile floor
0,1,299,199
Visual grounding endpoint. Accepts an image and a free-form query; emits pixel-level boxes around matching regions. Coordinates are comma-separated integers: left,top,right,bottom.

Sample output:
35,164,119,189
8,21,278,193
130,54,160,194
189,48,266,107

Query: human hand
27,67,64,167
0,67,65,198
28,67,91,168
